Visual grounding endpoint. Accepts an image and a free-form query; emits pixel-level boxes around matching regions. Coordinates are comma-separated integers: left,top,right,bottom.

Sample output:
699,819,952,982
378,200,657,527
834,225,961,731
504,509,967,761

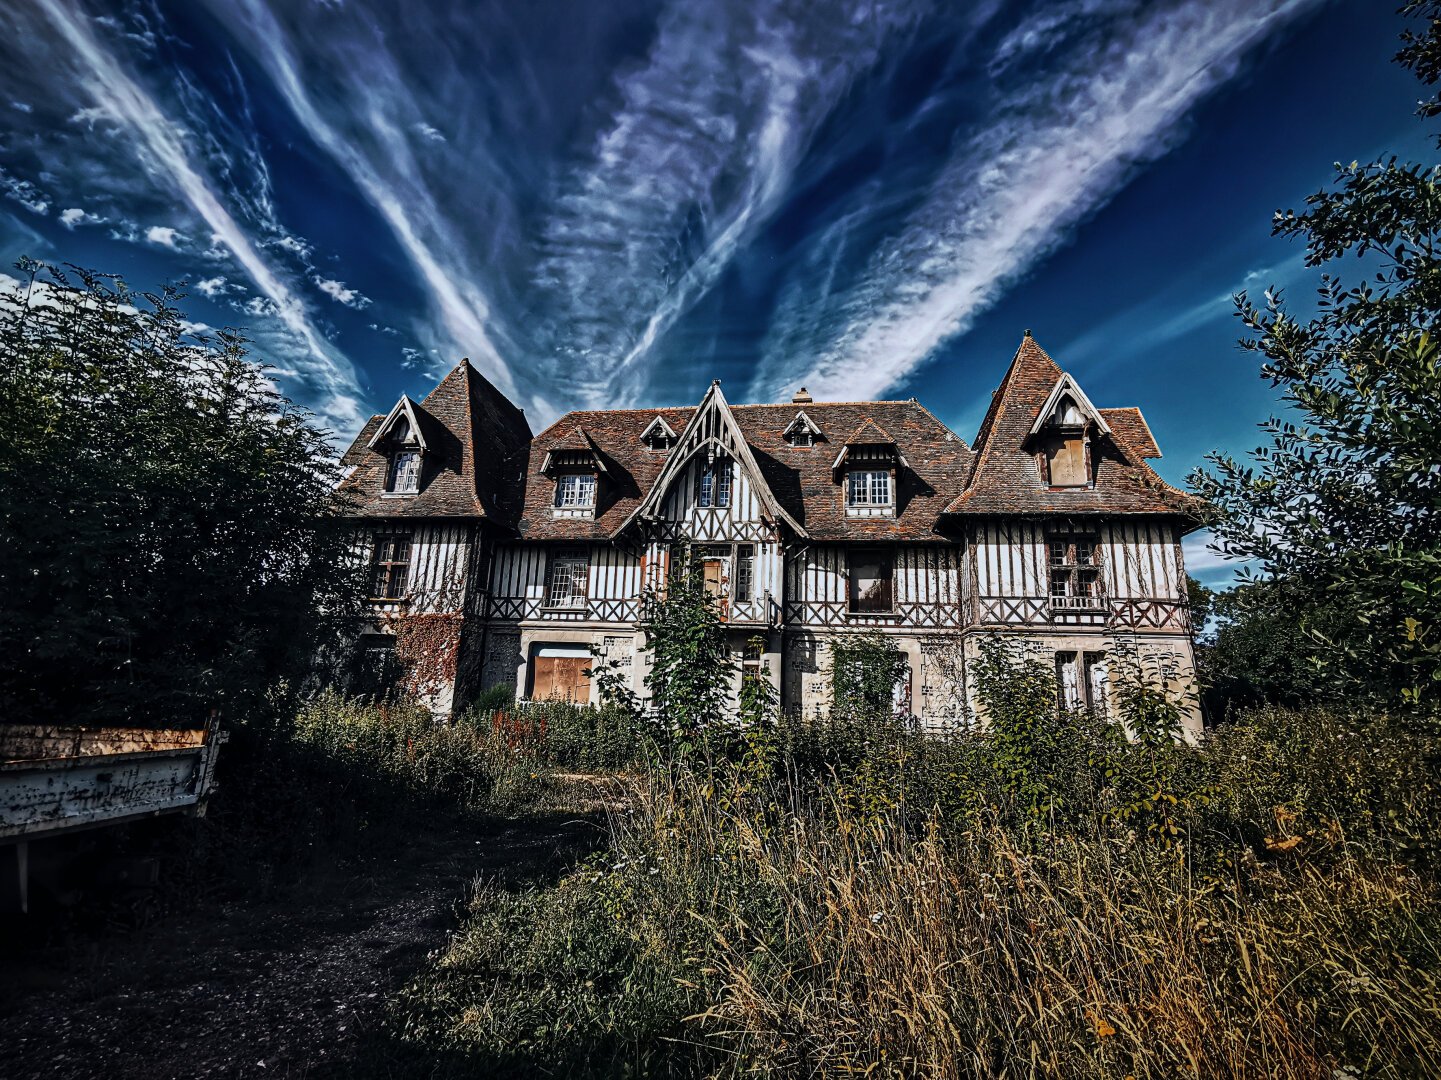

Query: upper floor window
386,451,421,493
847,469,891,507
1048,537,1103,609
544,550,590,609
370,534,412,600
697,459,731,508
847,548,894,614
554,472,597,509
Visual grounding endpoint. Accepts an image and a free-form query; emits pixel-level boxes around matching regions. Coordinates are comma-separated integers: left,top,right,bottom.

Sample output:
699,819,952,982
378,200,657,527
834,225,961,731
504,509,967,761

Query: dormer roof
782,410,822,439
639,414,678,445
366,395,430,451
541,426,610,475
1026,373,1111,438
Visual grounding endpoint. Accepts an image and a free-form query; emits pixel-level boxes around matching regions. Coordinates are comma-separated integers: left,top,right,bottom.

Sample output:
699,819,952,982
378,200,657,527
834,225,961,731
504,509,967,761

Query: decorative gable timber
782,410,822,441
831,417,908,476
615,381,807,539
639,414,678,448
1026,373,1111,438
366,395,429,451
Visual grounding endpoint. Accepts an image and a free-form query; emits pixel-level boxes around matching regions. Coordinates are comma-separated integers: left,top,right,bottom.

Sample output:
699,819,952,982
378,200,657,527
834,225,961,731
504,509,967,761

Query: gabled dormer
639,414,678,452
833,418,906,518
782,410,823,448
1027,373,1111,489
542,426,608,518
368,395,429,495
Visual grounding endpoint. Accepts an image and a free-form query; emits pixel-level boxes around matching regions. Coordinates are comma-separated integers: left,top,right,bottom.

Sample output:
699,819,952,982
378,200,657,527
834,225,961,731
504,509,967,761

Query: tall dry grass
381,705,1441,1078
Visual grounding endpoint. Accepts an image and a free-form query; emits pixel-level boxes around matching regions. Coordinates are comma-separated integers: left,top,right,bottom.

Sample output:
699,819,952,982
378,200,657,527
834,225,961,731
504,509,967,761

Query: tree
639,551,736,746
0,261,364,726
1188,4,1441,718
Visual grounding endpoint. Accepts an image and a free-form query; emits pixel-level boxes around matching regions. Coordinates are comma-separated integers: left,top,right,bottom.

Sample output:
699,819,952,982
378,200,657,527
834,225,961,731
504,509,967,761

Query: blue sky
0,1,1432,586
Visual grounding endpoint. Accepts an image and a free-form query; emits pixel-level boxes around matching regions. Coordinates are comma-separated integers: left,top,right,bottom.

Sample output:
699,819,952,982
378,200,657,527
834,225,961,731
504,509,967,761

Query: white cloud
32,0,366,430
413,121,445,143
0,170,49,215
193,275,229,298
58,206,101,228
272,233,312,260
313,275,371,308
10,100,33,112
754,0,1322,403
145,224,181,247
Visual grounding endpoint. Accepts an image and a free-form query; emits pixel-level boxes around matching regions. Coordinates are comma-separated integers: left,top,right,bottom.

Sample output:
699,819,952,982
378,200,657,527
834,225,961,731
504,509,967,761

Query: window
697,460,731,508
789,429,814,448
544,550,590,608
370,534,412,599
1044,434,1088,487
1048,537,1103,609
734,545,754,603
847,549,894,613
351,635,401,701
386,451,421,493
1057,651,1108,714
847,469,892,507
554,472,597,509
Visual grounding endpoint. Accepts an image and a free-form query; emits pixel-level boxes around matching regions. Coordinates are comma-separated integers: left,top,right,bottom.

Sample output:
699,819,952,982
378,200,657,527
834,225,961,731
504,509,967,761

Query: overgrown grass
380,704,1441,1078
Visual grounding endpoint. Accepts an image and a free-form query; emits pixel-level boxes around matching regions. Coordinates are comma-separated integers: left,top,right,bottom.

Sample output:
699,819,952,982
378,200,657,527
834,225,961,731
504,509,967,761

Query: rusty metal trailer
0,716,225,913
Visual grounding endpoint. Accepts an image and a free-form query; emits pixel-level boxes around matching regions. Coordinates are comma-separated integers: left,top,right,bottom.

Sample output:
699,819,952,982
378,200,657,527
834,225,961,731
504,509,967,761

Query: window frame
1056,650,1109,714
846,547,895,614
697,459,732,508
1047,535,1104,610
369,533,412,600
385,450,422,494
543,549,591,609
553,471,598,509
846,468,893,507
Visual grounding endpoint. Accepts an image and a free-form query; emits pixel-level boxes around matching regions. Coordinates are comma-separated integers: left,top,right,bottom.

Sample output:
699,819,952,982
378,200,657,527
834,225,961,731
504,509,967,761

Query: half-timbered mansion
335,334,1205,734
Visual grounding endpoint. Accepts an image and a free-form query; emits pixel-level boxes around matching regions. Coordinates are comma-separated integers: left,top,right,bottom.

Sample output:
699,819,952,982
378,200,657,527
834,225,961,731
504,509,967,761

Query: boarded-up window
531,648,592,702
848,549,894,613
544,550,590,608
1045,435,1088,486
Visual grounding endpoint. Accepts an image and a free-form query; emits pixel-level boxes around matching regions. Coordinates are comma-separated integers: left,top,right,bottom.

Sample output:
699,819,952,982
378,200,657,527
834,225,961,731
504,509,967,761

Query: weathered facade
335,334,1206,734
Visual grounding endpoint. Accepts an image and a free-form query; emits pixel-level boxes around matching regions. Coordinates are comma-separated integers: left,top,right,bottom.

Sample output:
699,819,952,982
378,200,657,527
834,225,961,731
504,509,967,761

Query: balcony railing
1049,593,1106,611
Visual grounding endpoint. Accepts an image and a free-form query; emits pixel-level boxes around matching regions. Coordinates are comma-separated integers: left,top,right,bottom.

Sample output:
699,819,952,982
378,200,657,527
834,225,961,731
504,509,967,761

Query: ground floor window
529,645,593,703
351,635,401,701
1056,650,1108,714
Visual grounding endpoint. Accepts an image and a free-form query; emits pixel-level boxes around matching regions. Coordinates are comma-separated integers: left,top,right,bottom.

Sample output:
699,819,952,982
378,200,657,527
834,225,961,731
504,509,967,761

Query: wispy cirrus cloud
208,0,519,395
532,0,936,407
753,0,1322,403
26,0,367,429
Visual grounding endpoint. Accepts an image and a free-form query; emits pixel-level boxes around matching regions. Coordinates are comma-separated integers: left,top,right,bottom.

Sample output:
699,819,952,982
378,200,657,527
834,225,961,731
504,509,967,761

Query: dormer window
697,459,731,508
554,472,597,510
1028,377,1111,490
640,415,678,451
783,410,823,448
386,451,421,493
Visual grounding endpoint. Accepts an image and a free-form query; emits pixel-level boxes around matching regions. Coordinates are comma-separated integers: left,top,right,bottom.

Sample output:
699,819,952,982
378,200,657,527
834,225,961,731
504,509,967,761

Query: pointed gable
618,381,806,538
946,334,1199,519
541,426,609,475
336,359,532,522
367,395,430,451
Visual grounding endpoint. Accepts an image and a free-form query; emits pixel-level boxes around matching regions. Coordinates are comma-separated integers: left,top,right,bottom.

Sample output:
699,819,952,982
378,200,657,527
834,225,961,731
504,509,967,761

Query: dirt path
0,812,607,1080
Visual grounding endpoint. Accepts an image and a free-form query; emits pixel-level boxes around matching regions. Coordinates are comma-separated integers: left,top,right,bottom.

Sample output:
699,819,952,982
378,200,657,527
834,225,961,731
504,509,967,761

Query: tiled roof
336,361,532,521
845,418,894,445
515,400,972,542
945,335,1201,519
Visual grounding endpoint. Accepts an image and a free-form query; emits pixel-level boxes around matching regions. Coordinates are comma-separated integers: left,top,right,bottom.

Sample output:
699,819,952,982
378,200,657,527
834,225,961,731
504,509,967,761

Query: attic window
697,459,731,508
783,411,822,448
640,415,677,451
386,451,421,493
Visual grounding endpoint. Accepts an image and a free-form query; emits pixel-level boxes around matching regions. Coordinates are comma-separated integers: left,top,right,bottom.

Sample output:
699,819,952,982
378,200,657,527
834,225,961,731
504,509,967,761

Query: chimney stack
791,386,812,404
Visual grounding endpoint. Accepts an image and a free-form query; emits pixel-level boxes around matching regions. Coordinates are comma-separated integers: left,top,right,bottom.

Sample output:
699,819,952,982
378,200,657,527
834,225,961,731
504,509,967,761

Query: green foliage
470,682,517,715
829,630,910,720
639,551,736,748
0,262,363,725
1188,9,1441,719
